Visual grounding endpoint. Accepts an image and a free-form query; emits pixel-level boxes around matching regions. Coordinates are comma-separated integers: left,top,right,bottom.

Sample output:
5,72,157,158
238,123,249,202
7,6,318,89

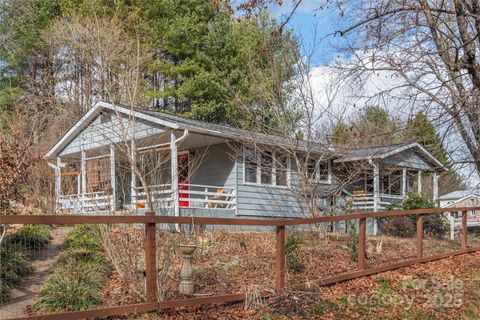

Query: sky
269,0,342,66
266,1,480,186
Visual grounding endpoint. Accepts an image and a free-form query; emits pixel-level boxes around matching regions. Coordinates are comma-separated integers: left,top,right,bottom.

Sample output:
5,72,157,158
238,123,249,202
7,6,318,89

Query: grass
4,225,52,249
0,246,31,303
32,225,110,313
0,224,52,304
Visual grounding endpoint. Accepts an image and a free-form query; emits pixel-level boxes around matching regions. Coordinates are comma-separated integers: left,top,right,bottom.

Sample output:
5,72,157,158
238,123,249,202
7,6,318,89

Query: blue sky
269,1,342,66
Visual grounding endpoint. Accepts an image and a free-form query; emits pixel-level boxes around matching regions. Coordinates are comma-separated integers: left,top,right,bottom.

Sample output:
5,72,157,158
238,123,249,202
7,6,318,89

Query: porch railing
449,210,480,239
178,183,236,209
347,193,404,211
58,191,113,213
132,183,236,211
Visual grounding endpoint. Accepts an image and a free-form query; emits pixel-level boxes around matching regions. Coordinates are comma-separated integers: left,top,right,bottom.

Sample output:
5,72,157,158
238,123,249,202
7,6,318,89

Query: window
244,149,258,183
260,152,273,184
243,149,289,187
275,154,289,186
303,156,331,183
318,161,330,181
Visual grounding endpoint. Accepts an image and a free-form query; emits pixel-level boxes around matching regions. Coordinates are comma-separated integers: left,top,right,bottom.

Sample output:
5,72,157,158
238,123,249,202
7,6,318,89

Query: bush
0,246,31,303
381,193,447,238
381,216,416,238
286,254,305,273
32,266,104,312
5,225,52,249
285,233,305,273
32,225,110,312
62,225,102,251
346,221,358,261
285,233,302,254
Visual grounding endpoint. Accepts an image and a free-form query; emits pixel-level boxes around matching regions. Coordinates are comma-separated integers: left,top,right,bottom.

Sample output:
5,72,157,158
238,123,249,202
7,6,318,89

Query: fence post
461,210,468,251
358,218,366,270
145,211,157,302
275,225,285,293
416,215,424,258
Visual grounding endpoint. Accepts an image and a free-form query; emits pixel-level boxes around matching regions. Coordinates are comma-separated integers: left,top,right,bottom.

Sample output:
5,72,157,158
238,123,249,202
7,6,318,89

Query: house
439,189,480,208
45,101,445,229
439,190,480,239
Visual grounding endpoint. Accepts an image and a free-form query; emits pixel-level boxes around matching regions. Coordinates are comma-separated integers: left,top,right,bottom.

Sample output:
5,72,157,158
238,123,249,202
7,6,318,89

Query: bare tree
230,35,372,223
329,0,480,180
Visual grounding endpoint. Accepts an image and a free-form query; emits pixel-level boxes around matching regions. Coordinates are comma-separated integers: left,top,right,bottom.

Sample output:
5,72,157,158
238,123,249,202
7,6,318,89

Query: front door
178,153,189,207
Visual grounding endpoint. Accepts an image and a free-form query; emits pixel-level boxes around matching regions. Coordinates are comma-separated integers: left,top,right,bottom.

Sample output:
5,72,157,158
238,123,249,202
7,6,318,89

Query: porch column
81,150,86,211
110,144,116,212
417,171,422,193
170,131,179,218
402,168,407,198
130,141,137,210
372,161,380,235
433,171,439,202
54,157,62,212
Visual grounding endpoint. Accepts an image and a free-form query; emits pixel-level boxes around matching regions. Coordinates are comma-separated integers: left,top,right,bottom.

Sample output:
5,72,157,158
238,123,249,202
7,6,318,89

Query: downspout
172,129,189,232
369,159,379,235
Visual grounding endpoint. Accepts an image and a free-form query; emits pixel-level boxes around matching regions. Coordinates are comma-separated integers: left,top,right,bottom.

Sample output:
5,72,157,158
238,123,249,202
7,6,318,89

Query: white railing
134,184,174,210
449,211,480,239
58,191,113,214
178,183,236,209
133,183,236,211
346,193,404,211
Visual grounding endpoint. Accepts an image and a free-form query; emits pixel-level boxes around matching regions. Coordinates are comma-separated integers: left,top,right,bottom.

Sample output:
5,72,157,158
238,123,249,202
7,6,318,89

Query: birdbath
178,244,197,295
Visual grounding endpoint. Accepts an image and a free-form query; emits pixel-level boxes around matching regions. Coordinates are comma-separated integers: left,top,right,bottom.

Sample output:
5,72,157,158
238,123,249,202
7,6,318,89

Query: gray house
45,101,445,223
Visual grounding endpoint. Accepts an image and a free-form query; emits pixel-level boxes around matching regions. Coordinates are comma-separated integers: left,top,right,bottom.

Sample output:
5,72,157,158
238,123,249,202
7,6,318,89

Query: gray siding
235,156,338,218
382,150,434,171
60,113,167,156
190,143,236,188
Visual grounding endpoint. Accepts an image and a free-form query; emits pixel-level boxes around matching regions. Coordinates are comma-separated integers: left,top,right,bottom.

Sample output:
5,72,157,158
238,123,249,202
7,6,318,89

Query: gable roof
441,194,480,208
438,189,480,201
333,142,445,170
45,101,330,159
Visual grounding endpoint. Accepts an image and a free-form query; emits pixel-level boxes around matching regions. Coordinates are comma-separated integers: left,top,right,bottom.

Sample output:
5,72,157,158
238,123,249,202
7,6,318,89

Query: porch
344,169,439,211
52,118,238,215
335,142,443,213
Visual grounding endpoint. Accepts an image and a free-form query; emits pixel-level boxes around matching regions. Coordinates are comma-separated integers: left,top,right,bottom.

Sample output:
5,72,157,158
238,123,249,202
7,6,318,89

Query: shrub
4,225,52,249
286,254,305,273
346,221,358,261
0,246,31,303
32,267,104,312
381,193,447,238
62,225,102,251
381,216,416,238
402,192,435,210
32,225,110,312
285,233,302,254
285,233,305,273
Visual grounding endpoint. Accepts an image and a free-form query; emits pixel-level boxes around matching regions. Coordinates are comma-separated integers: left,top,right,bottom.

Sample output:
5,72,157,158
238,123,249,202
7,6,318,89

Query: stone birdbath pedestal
178,244,197,295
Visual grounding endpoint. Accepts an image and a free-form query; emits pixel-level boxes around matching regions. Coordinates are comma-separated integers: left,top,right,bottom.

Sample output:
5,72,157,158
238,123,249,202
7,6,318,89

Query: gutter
173,129,189,232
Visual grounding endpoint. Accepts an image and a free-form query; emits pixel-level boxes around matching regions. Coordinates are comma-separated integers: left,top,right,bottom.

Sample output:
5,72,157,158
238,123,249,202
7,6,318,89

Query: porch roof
439,189,480,201
333,142,446,171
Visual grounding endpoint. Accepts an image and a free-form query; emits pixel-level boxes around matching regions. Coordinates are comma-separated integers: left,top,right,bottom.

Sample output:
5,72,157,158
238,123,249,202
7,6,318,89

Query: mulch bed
100,230,479,311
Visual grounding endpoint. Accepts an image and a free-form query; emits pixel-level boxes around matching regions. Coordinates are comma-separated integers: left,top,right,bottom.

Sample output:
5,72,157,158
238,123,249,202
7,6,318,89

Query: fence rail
1,206,479,320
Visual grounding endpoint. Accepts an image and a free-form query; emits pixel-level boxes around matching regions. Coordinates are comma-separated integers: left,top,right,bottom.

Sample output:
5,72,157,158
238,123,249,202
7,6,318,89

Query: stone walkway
0,227,70,319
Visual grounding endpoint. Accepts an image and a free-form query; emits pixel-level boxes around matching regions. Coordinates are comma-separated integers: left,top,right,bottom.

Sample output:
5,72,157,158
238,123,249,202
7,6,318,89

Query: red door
178,153,189,207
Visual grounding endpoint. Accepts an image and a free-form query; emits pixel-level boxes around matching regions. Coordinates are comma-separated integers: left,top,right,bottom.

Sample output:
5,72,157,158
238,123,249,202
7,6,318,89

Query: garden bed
100,229,480,308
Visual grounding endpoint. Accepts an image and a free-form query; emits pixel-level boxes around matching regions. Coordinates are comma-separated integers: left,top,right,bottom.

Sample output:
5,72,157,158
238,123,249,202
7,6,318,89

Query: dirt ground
0,227,70,319
99,229,480,320
144,250,480,320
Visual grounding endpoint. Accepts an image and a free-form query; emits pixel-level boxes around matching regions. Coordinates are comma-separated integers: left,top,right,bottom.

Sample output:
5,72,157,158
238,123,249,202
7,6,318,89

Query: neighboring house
45,101,445,226
439,190,480,239
439,189,480,208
